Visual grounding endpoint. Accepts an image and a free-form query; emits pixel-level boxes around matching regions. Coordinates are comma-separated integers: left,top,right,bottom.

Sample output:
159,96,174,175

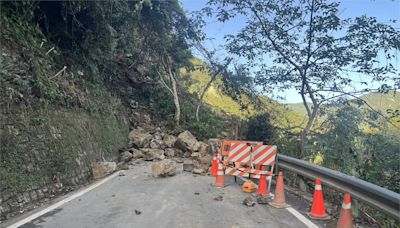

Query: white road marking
236,178,319,228
8,172,319,228
285,207,319,228
7,172,120,228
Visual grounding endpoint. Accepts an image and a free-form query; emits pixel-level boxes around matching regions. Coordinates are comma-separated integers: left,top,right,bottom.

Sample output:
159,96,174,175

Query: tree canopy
204,0,400,156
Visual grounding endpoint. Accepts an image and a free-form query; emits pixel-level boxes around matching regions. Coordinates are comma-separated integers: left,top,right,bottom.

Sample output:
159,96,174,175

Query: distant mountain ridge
286,91,399,116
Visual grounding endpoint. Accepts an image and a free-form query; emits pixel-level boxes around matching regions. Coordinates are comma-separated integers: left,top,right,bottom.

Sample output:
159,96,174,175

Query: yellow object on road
242,179,257,193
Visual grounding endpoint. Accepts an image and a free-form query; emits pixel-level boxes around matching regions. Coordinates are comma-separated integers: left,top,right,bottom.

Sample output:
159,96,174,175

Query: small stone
163,134,176,147
192,168,204,174
119,151,133,162
118,163,129,170
30,191,38,201
119,171,126,176
36,190,44,199
174,157,183,163
191,152,200,158
135,209,142,215
214,195,223,201
243,196,256,207
194,192,200,195
183,163,195,172
256,195,269,204
164,148,175,157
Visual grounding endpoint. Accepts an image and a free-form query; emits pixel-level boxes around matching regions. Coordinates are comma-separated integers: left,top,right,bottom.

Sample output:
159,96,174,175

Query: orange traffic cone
307,178,331,220
269,171,289,208
336,193,353,228
214,162,224,187
210,154,218,176
257,166,269,197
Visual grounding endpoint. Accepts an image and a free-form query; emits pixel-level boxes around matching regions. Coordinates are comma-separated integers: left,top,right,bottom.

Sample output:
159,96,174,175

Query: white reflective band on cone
315,185,322,190
217,171,224,175
342,202,351,209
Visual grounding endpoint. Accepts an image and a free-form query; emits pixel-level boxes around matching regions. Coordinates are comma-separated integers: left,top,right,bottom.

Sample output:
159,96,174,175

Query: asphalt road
5,161,315,228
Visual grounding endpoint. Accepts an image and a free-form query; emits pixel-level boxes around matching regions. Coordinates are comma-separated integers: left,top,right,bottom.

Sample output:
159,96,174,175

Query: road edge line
7,172,120,228
285,207,319,228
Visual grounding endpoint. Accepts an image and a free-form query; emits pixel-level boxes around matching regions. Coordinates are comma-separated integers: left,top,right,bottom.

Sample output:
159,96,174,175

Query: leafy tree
315,103,399,193
186,13,232,122
205,0,400,157
136,0,193,125
245,113,277,144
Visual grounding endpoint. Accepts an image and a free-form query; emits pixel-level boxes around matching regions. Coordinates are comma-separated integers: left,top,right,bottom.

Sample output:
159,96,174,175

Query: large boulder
91,162,117,179
199,154,213,165
198,142,210,156
142,148,165,161
128,127,152,148
119,151,133,163
152,159,177,177
175,131,200,152
163,134,176,148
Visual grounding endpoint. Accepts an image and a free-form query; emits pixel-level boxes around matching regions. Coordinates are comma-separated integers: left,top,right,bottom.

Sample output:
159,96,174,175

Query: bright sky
180,0,400,103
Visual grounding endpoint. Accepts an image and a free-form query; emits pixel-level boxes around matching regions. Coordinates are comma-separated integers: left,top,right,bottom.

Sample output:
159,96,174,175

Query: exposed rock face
175,131,200,152
128,127,152,148
152,159,177,177
119,151,133,162
91,162,117,179
163,134,176,148
142,148,165,161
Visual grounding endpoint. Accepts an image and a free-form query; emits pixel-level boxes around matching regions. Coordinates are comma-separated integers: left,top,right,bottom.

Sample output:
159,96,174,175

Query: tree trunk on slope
171,74,181,125
195,71,219,122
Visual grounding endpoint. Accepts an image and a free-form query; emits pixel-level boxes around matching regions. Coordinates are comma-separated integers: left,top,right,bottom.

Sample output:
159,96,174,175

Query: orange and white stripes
227,143,277,166
224,167,272,178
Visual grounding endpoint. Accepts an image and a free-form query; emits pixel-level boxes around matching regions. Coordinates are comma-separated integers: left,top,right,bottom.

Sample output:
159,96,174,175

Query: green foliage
245,113,277,144
310,104,399,193
0,107,129,194
182,104,226,140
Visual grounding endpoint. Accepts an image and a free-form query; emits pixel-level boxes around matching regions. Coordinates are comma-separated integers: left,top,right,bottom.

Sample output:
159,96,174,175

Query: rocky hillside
0,1,229,221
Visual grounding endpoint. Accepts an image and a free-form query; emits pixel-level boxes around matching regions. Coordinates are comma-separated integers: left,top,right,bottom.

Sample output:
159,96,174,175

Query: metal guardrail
277,154,400,220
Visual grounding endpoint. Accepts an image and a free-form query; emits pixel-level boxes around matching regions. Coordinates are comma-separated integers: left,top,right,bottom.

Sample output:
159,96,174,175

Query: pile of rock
90,126,219,179
127,127,217,176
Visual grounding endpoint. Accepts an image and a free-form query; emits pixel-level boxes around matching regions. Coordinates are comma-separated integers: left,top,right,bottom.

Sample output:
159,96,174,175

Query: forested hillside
0,1,228,220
